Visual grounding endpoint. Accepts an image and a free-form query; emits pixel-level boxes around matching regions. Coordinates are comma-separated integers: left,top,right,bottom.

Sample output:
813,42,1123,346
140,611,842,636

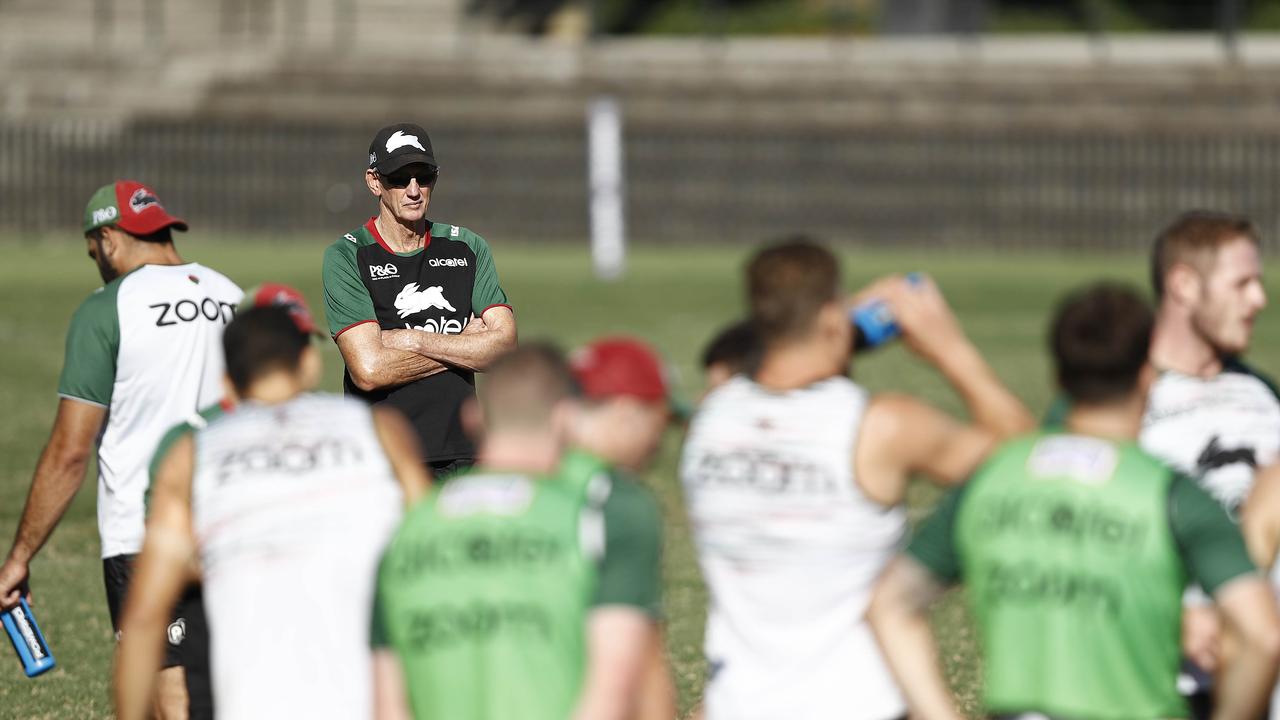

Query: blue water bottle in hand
851,272,925,351
3,597,56,677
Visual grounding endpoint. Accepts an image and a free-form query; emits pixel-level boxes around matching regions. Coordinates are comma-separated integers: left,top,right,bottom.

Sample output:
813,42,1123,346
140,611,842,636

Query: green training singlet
956,433,1186,719
372,463,608,720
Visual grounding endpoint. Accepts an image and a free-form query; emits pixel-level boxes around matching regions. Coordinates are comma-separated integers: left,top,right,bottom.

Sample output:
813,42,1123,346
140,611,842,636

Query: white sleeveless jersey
56,263,242,558
1140,364,1280,514
681,375,907,720
191,394,403,720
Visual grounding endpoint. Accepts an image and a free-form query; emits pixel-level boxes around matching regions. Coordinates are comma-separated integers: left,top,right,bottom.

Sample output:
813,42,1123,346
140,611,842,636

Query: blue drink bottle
851,272,924,351
3,597,56,677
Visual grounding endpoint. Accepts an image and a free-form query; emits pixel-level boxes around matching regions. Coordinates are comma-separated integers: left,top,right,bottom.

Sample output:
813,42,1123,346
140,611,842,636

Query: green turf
2,239,1276,717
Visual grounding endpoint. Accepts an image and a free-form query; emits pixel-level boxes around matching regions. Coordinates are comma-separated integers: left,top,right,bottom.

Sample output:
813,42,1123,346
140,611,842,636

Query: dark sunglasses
380,166,439,189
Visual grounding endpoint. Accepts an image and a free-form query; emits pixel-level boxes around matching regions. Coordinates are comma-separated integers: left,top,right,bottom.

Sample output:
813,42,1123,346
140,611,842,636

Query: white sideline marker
588,96,626,281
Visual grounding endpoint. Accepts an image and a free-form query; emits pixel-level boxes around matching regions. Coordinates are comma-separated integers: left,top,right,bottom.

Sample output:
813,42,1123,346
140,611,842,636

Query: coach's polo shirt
322,218,510,462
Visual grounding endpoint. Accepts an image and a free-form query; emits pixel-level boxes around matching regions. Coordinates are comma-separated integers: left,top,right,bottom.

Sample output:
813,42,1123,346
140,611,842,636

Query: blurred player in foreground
371,343,661,720
0,181,241,719
115,288,430,720
680,238,1033,720
1046,212,1278,710
870,283,1280,720
568,336,682,720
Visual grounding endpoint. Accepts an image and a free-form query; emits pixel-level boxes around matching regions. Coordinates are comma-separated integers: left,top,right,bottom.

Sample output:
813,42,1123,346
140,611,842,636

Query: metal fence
4,116,1280,249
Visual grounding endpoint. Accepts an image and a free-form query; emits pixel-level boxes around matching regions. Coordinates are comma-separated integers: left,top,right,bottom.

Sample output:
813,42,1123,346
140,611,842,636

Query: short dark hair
746,236,840,345
701,320,759,375
1150,211,1259,298
481,342,577,431
1050,283,1154,405
223,306,309,394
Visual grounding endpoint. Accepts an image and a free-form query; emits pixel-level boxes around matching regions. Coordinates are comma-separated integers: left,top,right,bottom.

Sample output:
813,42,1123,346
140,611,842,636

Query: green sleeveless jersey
372,450,663,720
908,432,1256,720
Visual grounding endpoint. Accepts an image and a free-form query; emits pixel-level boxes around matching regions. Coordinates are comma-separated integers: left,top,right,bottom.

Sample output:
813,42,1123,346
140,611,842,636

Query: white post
587,96,626,281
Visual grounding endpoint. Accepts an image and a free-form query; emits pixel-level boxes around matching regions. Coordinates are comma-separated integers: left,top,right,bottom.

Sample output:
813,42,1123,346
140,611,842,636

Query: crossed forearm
385,323,516,372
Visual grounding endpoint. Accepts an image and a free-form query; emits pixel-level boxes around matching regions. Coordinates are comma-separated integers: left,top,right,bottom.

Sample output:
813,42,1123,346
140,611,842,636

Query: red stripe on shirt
334,319,379,339
480,303,514,318
366,217,431,254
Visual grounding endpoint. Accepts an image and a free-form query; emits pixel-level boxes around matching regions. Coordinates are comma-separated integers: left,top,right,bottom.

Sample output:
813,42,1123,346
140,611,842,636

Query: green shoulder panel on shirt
321,231,378,337
1168,473,1258,595
145,404,228,515
434,223,510,312
595,473,664,617
906,483,969,584
57,279,123,407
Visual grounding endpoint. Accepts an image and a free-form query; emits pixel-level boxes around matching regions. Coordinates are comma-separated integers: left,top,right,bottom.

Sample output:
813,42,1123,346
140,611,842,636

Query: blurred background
4,0,1280,250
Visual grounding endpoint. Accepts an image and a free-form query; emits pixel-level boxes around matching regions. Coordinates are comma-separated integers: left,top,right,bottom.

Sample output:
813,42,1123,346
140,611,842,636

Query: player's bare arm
381,305,517,372
1242,463,1280,569
371,406,433,504
372,650,414,720
0,398,106,609
853,276,1032,505
1208,575,1280,720
113,434,199,720
573,607,658,720
866,556,965,720
336,321,449,392
636,626,678,720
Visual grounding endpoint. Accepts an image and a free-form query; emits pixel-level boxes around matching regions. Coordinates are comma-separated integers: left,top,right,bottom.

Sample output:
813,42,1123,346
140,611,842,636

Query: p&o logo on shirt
369,263,400,281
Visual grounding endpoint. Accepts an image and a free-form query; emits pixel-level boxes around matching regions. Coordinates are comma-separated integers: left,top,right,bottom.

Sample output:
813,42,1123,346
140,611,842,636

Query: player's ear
364,169,383,197
1166,263,1203,307
298,344,323,390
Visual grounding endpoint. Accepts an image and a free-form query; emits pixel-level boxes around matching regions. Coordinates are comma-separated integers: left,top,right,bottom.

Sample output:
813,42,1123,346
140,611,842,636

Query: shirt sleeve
906,486,968,584
57,289,120,407
370,555,391,649
1169,473,1258,595
593,477,663,617
322,240,378,337
466,231,510,312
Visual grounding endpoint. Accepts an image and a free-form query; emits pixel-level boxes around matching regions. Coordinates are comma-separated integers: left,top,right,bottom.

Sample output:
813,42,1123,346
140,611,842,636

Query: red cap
243,283,322,336
569,337,672,403
113,181,188,235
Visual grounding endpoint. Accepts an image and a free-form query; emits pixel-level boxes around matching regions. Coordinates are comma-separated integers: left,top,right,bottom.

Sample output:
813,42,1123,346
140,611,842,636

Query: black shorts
429,457,474,480
103,554,214,719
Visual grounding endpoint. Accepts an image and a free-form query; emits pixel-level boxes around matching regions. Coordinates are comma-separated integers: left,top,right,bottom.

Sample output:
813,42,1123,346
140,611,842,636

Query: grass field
2,238,1277,718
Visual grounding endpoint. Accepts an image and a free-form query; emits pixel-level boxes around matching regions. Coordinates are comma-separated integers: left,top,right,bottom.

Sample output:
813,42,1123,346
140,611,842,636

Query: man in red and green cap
0,180,241,720
566,336,685,720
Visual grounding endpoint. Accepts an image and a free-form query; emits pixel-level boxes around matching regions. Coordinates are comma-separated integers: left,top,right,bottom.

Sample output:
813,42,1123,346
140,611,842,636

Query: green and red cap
240,283,323,336
569,337,691,419
83,180,188,235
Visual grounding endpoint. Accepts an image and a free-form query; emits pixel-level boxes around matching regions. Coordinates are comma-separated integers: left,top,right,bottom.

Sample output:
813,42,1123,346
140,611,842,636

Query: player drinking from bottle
869,282,1280,720
680,238,1033,720
114,286,430,720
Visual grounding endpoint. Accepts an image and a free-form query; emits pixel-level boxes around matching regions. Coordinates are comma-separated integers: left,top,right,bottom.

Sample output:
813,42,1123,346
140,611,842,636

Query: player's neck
1150,311,1222,377
242,374,307,406
119,243,184,275
376,211,427,253
479,434,562,476
753,340,843,391
1065,397,1144,442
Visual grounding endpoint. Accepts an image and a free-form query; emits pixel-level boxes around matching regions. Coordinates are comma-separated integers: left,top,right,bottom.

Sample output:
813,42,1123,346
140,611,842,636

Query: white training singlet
191,393,403,720
1140,364,1280,515
681,375,908,720
56,263,242,558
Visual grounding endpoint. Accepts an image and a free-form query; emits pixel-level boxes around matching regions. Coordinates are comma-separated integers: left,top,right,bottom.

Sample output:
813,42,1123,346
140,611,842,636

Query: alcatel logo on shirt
429,258,468,268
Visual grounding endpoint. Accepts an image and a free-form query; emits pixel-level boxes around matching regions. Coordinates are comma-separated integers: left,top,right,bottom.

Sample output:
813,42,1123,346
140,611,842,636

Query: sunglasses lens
385,167,438,188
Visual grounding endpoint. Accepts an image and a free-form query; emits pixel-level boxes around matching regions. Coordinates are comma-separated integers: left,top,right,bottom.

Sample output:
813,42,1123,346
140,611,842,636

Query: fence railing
3,115,1280,250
